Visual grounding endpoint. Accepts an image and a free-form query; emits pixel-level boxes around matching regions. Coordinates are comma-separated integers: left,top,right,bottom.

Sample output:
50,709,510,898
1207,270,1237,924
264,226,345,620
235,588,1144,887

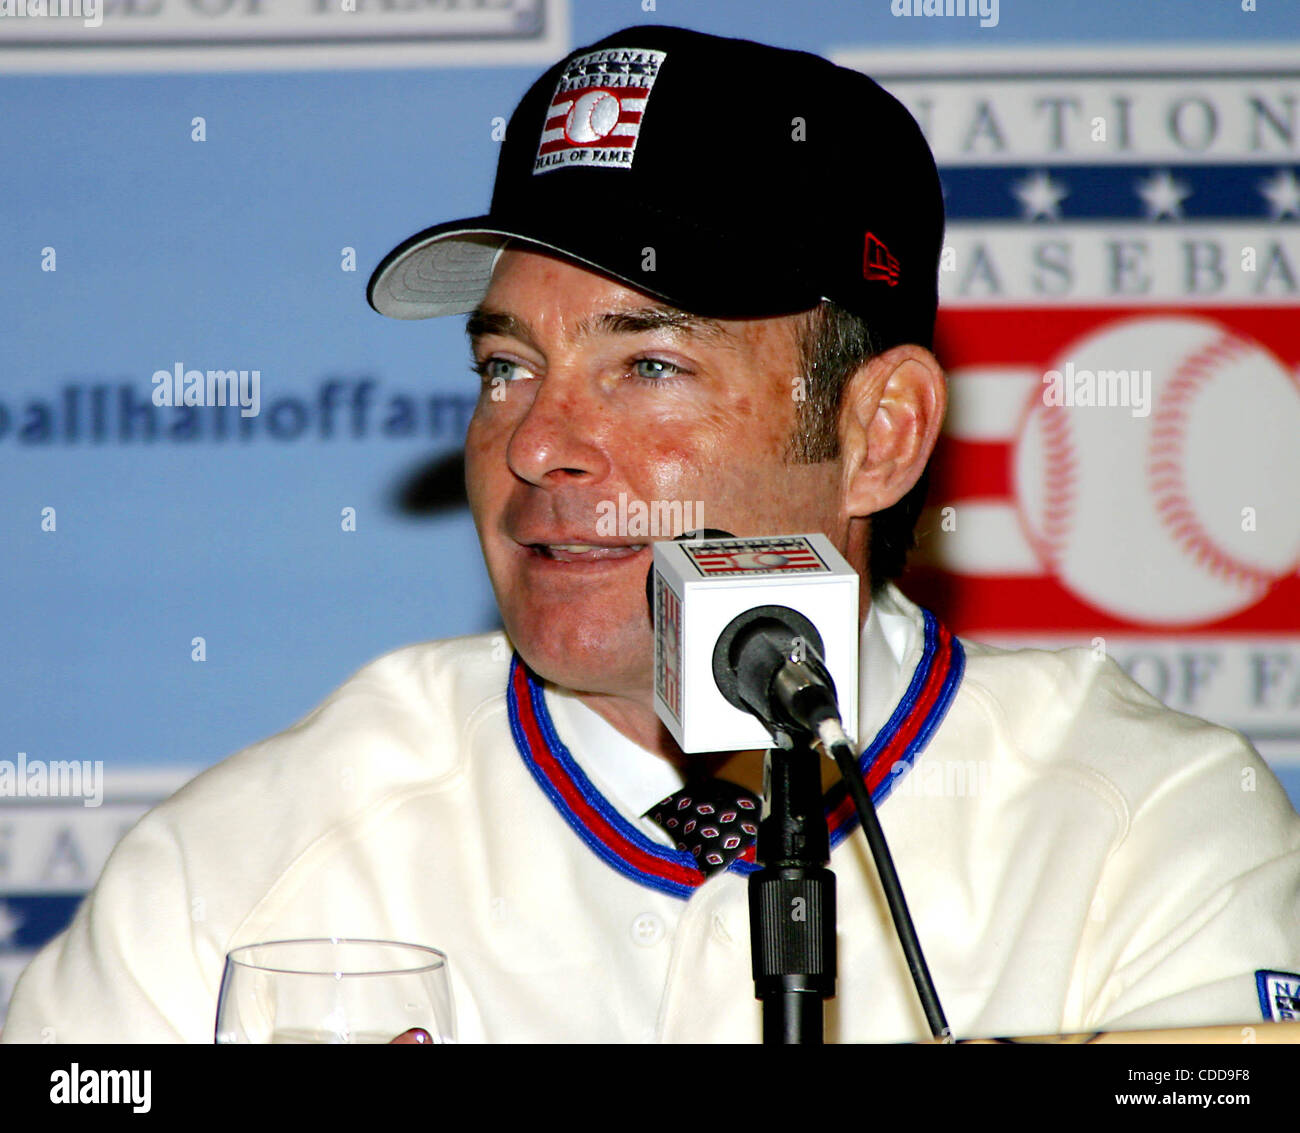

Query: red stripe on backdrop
902,569,1300,637
929,438,1013,502
935,307,1300,370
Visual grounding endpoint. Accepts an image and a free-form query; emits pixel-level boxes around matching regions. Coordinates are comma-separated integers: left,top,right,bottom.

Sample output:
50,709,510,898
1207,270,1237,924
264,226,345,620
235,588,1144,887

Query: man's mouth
527,542,648,563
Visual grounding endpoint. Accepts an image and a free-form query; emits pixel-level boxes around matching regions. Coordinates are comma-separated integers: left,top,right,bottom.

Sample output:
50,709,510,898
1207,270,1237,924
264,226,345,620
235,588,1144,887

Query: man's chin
507,627,652,700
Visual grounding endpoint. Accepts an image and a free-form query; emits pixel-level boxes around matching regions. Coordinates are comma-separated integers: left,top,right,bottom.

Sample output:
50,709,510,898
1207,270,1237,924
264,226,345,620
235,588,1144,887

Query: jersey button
631,912,665,946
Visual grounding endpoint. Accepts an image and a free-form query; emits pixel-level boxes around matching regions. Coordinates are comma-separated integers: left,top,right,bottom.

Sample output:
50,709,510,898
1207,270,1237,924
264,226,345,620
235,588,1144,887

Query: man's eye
632,358,682,381
473,358,527,382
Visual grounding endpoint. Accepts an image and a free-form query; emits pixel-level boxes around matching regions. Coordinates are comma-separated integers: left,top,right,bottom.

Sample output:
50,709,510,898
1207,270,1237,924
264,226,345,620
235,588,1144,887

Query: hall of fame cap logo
533,47,666,175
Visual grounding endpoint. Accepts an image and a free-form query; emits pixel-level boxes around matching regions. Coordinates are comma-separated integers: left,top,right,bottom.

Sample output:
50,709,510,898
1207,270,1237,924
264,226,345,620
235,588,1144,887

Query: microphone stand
748,731,835,1044
652,531,946,1042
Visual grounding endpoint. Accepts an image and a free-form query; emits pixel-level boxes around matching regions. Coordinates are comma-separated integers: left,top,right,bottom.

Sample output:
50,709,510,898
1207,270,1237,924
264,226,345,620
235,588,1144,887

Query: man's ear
838,345,947,519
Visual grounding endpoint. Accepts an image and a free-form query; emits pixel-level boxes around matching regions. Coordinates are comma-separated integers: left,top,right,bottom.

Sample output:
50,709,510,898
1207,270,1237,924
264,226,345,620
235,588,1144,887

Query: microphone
647,533,952,1043
646,531,858,753
714,602,842,744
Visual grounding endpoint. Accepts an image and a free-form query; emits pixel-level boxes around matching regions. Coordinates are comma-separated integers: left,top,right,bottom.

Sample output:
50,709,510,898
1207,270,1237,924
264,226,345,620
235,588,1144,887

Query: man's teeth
544,544,646,553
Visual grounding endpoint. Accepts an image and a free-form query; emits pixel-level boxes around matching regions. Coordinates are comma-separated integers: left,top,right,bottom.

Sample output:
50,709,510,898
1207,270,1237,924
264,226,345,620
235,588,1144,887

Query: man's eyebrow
466,309,533,347
581,306,733,344
465,304,733,347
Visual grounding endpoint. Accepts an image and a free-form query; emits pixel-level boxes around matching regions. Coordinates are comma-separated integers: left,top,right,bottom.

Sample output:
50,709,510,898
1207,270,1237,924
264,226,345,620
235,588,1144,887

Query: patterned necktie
645,777,762,877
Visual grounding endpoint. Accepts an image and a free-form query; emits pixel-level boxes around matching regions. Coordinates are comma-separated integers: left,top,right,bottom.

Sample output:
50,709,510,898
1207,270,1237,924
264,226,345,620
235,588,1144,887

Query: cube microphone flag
648,532,859,754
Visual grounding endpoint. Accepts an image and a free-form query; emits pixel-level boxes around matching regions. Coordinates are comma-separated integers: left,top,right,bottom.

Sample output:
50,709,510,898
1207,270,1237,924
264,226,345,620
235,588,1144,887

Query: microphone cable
815,715,954,1044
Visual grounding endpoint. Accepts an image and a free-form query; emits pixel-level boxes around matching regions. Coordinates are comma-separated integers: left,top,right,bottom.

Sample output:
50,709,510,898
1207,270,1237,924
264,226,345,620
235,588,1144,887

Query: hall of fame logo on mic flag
684,536,830,577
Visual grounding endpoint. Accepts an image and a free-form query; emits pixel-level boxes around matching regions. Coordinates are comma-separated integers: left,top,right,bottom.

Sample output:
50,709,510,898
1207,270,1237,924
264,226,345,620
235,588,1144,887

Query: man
4,25,1299,1044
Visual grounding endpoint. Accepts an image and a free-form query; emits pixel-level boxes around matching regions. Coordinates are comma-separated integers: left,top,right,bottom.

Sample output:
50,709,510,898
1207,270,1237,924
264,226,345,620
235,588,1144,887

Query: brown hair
788,300,933,589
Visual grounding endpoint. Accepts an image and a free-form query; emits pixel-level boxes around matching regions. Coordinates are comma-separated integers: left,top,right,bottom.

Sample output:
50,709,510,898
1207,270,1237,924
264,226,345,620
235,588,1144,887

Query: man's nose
505,371,612,487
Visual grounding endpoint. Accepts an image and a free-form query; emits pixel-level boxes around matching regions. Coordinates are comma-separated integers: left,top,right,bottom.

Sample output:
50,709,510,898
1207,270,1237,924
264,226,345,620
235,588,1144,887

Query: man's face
464,246,847,703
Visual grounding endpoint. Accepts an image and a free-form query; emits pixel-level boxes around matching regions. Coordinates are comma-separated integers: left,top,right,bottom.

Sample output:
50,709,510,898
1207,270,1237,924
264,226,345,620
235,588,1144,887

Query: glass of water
215,938,455,1044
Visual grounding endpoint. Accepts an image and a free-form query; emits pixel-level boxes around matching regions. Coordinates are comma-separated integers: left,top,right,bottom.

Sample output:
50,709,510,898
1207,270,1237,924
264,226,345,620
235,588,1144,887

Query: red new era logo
863,231,900,285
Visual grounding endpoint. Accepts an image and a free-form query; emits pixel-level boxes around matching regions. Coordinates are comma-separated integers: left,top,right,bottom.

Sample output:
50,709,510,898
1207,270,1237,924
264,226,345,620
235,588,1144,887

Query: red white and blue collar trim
507,608,965,900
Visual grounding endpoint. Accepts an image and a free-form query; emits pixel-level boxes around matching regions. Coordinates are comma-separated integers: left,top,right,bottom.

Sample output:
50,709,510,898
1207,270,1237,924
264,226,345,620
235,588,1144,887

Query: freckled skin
464,248,857,760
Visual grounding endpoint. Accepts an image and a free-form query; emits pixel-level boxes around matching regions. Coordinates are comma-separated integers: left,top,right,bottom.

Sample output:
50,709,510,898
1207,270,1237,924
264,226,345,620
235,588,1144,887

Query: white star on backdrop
1137,170,1192,220
0,900,23,948
1013,169,1069,220
1259,168,1300,220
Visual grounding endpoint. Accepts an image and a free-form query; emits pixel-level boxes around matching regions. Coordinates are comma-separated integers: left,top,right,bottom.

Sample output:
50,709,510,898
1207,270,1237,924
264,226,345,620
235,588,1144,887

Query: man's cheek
463,423,498,511
642,446,695,503
693,395,790,447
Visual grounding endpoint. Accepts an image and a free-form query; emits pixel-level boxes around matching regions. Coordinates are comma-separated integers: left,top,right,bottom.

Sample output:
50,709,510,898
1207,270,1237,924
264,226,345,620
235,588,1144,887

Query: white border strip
0,0,568,72
832,42,1300,77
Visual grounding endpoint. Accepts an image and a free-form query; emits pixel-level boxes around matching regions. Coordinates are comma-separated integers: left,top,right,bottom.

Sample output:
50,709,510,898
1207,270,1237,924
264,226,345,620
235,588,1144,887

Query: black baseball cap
367,25,944,348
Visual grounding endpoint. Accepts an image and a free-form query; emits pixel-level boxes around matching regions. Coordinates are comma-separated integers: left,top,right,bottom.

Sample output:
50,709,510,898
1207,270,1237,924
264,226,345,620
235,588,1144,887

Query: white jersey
3,585,1298,1043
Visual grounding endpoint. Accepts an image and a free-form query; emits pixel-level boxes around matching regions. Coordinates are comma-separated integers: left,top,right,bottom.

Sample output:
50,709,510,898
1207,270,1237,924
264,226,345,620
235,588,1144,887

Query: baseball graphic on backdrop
1014,315,1300,626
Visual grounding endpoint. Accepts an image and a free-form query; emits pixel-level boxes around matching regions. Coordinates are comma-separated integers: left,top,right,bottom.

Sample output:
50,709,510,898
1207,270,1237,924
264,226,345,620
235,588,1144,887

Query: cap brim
367,210,828,322
367,216,693,321
367,218,508,320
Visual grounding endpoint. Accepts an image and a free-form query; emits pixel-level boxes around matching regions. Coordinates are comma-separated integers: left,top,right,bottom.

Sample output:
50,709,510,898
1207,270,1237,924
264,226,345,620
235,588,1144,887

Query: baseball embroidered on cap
533,47,667,175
